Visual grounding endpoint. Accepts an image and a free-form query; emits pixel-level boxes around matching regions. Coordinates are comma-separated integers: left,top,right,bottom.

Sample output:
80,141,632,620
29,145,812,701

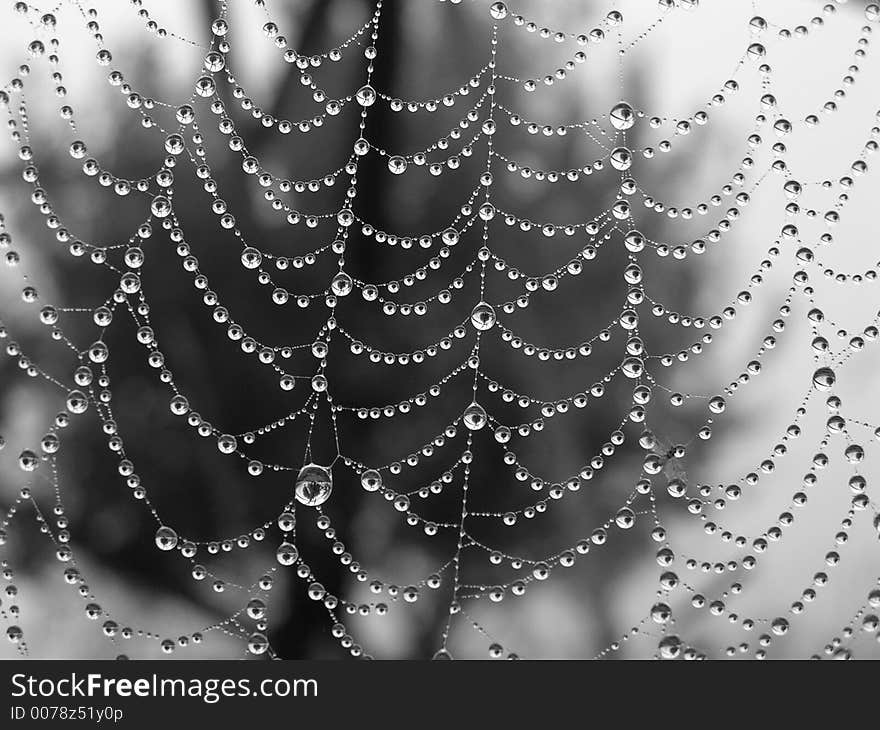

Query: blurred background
1,0,880,659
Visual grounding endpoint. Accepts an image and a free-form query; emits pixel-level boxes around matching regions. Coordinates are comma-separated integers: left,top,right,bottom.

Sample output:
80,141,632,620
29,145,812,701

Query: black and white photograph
1,0,879,704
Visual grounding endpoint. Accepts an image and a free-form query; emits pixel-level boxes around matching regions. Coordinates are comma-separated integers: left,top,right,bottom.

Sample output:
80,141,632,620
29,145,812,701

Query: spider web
1,0,880,660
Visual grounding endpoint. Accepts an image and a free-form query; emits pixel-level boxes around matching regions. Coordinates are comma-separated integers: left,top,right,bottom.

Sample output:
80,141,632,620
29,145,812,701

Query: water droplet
783,180,802,199
470,301,496,330
463,402,487,430
651,602,671,624
812,367,835,391
610,146,632,171
195,76,216,97
621,356,643,379
241,247,262,269
609,102,635,130
247,598,267,619
387,155,407,174
40,433,59,454
276,541,299,566
18,449,38,472
749,15,767,33
624,230,645,252
615,507,635,529
330,271,353,296
170,395,189,416
747,43,766,60
611,200,631,220
150,195,171,218
658,635,681,659
204,51,225,72
248,632,269,655
489,2,508,20
771,617,789,635
155,526,178,551
356,84,376,107
360,469,382,492
295,463,333,506
844,444,864,464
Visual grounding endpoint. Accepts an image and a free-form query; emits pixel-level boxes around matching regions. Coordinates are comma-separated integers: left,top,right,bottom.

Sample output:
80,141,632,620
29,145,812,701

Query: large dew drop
650,602,671,624
489,2,508,20
150,195,171,218
330,271,353,297
155,526,178,551
241,247,262,269
470,301,496,331
463,402,488,430
276,541,299,566
812,366,835,391
609,101,635,131
217,434,238,454
609,146,632,171
658,635,681,659
66,389,89,414
18,449,39,472
355,84,376,107
387,155,407,175
295,463,333,506
360,469,383,492
771,617,789,635
247,632,269,655
621,356,643,379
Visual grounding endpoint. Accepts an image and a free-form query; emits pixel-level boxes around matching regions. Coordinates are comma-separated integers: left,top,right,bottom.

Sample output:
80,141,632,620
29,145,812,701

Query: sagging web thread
1,0,880,659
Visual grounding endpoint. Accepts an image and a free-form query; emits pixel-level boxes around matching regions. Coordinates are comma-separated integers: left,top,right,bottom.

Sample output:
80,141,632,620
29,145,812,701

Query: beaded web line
1,0,880,660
